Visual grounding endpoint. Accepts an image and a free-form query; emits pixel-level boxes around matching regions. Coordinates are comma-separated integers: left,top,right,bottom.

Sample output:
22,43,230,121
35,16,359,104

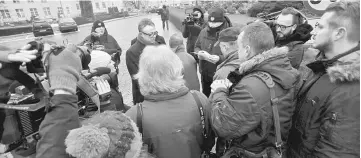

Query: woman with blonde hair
125,45,214,158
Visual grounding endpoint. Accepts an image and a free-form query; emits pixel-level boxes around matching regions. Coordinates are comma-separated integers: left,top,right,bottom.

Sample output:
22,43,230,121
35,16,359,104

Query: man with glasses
126,18,165,105
269,7,314,69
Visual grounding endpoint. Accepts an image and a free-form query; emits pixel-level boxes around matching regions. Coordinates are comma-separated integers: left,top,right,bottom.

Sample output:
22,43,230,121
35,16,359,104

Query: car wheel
34,33,38,37
75,27,78,31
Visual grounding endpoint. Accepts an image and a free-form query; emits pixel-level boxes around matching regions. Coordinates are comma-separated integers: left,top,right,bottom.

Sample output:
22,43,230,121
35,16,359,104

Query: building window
76,3,80,10
30,8,39,17
43,7,51,16
102,2,106,8
0,0,5,4
66,7,70,14
41,0,47,3
58,7,64,15
95,2,100,9
0,10,11,19
28,0,34,2
15,9,25,18
13,0,20,3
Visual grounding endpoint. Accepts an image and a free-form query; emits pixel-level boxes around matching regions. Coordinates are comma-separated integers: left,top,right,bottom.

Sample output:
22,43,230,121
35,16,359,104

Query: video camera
184,13,199,25
183,8,200,25
25,39,91,74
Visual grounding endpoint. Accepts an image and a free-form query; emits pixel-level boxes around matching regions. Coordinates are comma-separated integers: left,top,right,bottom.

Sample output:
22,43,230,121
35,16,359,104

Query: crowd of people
0,1,359,158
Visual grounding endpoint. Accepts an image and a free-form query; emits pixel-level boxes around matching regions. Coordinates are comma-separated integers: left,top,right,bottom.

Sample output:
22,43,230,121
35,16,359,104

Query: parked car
46,18,59,28
32,20,54,37
58,18,78,33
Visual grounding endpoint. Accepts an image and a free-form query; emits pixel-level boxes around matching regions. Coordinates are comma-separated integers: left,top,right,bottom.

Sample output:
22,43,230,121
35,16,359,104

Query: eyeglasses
275,24,295,31
141,31,158,37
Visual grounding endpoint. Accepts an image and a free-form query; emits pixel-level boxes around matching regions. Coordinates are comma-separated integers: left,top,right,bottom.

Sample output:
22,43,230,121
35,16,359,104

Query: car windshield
60,18,74,23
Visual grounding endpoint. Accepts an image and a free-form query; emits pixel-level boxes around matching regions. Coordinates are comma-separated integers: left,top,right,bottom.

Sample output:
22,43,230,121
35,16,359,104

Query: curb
0,13,143,38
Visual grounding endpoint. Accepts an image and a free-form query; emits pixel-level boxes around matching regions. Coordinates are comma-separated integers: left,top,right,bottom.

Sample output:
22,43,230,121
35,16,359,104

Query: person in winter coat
213,27,241,80
268,7,313,69
158,5,169,30
194,7,232,97
79,20,121,56
80,20,125,112
169,33,200,91
126,18,166,105
0,45,38,149
210,22,300,157
34,43,86,158
182,7,206,59
287,2,360,157
125,45,215,158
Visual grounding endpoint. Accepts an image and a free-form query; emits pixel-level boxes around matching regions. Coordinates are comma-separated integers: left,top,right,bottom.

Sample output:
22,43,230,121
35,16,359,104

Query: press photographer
182,7,205,60
0,40,103,157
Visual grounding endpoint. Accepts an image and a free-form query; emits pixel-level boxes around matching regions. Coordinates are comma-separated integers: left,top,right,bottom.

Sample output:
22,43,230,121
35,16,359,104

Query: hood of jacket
217,50,241,71
238,47,299,89
275,23,313,46
326,50,360,83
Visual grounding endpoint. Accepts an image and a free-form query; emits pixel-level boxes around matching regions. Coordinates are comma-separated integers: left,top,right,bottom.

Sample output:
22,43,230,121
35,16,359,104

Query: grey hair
169,33,184,48
138,18,155,32
135,45,185,96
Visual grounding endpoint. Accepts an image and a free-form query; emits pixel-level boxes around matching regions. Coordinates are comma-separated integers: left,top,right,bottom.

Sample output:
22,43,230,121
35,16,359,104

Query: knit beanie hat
65,111,144,158
48,44,82,94
92,20,105,32
208,7,225,23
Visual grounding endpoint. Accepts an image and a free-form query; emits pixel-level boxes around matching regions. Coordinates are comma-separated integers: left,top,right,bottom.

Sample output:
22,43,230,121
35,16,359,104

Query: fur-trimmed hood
327,50,360,83
239,47,300,89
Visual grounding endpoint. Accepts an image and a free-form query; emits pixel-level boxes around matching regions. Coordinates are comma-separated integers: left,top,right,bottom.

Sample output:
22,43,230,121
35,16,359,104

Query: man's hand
93,45,104,51
211,79,232,92
8,44,38,63
198,50,210,60
208,55,220,64
94,77,111,95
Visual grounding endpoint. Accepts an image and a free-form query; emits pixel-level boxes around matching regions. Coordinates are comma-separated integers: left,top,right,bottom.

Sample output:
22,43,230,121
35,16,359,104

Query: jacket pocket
319,112,359,149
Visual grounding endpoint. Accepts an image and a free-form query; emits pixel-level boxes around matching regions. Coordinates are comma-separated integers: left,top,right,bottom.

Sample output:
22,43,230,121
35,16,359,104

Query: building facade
0,0,127,24
0,0,82,23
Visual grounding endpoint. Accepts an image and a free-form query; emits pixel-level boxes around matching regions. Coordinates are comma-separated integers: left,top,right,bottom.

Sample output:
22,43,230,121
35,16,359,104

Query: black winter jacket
288,48,360,158
126,36,166,104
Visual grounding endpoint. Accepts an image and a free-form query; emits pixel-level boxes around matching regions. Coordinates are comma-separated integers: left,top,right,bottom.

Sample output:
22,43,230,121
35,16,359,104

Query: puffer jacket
125,87,215,158
288,48,360,158
213,50,241,80
194,17,232,79
210,47,300,154
272,22,313,69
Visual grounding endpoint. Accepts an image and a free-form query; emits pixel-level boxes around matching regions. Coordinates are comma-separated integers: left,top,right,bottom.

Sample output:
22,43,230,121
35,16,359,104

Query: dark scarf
207,22,225,34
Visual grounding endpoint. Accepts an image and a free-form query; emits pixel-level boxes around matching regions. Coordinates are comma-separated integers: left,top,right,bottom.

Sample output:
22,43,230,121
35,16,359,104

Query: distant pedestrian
158,5,169,30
